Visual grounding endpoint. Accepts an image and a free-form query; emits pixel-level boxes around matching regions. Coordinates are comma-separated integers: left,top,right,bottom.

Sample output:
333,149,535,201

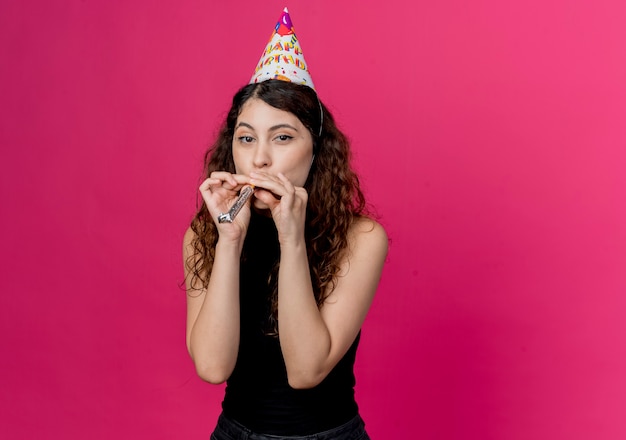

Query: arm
277,217,388,389
184,172,251,384
184,228,241,384
249,171,388,389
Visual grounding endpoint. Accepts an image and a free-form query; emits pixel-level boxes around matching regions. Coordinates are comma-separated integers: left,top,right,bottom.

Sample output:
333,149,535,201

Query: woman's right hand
199,171,253,244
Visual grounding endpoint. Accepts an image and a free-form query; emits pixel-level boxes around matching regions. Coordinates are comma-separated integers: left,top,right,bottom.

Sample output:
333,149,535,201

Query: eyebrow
235,122,299,132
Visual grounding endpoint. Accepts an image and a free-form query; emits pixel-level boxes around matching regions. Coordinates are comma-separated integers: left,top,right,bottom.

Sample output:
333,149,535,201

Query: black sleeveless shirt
221,212,360,435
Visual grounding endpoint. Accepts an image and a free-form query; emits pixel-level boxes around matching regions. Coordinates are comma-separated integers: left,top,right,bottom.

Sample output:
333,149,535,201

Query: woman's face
232,98,314,189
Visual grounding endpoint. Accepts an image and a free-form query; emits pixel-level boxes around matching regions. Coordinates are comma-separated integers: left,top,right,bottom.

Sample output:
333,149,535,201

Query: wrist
279,239,306,255
216,237,245,256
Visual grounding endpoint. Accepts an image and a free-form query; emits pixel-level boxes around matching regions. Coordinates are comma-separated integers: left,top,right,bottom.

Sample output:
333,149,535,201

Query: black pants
210,413,371,440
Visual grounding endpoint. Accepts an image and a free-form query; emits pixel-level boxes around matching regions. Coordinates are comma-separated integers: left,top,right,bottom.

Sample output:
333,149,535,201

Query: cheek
287,155,314,186
231,149,244,174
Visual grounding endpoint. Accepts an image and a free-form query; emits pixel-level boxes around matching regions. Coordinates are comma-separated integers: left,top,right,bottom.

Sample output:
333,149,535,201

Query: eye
274,134,293,142
237,136,255,144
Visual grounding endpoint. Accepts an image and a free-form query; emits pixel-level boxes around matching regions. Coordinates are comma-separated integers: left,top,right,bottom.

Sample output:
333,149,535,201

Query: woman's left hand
249,171,307,246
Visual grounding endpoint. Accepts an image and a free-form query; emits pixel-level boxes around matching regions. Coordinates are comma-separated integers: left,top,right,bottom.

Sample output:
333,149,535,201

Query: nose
252,140,271,169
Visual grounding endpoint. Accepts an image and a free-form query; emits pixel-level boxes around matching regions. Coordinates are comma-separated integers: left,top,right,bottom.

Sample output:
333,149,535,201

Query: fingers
198,177,221,193
250,172,298,197
250,172,308,214
199,172,252,214
204,172,250,190
249,173,285,208
199,173,250,201
276,172,294,192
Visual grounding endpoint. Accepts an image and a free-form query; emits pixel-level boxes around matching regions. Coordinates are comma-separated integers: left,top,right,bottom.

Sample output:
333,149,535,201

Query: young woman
184,78,387,439
183,79,387,439
183,10,386,438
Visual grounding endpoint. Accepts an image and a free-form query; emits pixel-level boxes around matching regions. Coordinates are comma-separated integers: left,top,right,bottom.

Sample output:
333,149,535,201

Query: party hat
250,7,315,90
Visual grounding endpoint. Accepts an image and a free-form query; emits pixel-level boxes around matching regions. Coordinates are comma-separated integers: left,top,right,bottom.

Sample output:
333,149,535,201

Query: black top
222,211,360,435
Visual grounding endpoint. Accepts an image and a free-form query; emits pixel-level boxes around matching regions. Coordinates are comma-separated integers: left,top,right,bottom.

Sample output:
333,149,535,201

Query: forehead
236,98,303,128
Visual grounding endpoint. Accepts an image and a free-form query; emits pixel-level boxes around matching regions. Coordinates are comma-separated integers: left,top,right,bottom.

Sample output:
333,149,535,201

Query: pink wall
1,1,625,438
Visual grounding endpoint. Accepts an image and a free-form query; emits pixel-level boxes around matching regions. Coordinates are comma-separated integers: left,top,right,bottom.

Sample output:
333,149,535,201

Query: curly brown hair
187,80,367,333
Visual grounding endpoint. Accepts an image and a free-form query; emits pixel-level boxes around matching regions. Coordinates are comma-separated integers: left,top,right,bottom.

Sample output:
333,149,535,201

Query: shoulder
349,216,388,254
350,217,389,247
324,216,387,303
183,226,201,265
183,226,196,250
183,225,196,242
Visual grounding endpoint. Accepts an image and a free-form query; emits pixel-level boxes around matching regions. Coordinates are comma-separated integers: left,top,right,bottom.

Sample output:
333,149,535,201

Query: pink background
1,0,625,438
